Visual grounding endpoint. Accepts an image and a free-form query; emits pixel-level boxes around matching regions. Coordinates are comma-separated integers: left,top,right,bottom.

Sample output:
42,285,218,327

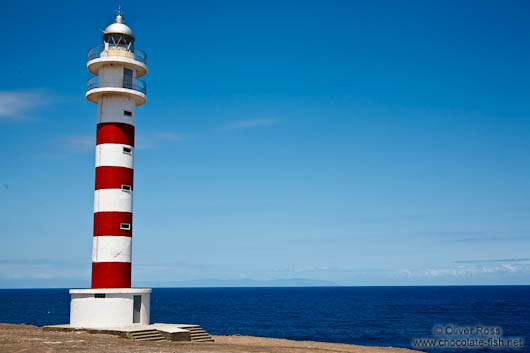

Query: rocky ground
0,323,422,353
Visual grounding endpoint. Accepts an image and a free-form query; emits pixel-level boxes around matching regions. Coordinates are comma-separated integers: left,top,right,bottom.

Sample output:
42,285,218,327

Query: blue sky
1,0,530,287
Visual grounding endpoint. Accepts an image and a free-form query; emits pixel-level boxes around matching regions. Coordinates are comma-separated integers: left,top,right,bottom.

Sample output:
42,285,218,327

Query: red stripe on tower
94,212,133,237
95,166,134,190
97,123,135,146
92,262,131,288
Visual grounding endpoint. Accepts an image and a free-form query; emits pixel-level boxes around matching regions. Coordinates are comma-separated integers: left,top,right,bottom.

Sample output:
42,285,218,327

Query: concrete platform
43,323,214,342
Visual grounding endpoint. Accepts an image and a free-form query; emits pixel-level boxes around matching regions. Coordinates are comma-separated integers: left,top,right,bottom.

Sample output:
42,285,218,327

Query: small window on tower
95,293,106,298
123,110,132,117
121,184,132,191
123,68,133,89
123,146,132,154
120,223,131,231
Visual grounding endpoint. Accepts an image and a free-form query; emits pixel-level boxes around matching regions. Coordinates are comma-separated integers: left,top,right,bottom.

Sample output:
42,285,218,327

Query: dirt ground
0,323,422,353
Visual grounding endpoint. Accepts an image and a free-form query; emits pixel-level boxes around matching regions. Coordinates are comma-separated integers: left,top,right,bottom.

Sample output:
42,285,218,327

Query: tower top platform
86,11,147,78
85,9,147,105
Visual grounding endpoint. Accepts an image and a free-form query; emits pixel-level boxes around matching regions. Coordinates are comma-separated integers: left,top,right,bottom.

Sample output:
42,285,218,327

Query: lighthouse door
133,295,141,323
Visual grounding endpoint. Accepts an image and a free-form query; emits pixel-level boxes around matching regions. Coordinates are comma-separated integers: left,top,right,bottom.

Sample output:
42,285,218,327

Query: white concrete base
43,323,214,342
46,323,191,334
69,288,151,328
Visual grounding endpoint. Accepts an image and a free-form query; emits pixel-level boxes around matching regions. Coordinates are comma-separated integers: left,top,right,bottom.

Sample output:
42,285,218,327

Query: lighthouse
44,9,214,341
69,10,151,328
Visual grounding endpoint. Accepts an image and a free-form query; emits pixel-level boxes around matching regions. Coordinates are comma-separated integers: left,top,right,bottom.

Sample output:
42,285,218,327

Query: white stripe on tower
97,96,136,125
92,236,132,262
95,144,134,168
94,189,133,213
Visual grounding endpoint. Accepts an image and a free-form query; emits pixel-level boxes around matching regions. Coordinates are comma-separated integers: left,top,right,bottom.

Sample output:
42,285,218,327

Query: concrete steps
128,329,166,342
127,325,214,343
187,326,215,342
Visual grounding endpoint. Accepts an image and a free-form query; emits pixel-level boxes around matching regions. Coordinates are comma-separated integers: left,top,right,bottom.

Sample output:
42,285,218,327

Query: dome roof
104,14,134,38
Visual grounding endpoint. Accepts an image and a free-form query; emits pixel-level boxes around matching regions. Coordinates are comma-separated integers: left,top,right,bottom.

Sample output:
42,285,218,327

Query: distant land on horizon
0,278,337,289
138,278,338,288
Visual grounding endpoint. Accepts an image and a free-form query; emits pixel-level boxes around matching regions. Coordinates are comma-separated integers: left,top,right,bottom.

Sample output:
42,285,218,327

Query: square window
120,223,131,231
95,293,106,298
123,146,132,154
121,184,132,191
124,110,132,117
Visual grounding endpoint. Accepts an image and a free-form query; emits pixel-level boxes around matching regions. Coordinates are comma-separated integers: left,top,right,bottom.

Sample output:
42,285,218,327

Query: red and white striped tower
69,11,151,328
88,11,146,289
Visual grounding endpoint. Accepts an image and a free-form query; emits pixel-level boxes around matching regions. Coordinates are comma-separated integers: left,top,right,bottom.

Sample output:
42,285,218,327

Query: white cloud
294,265,331,273
224,119,278,129
63,135,95,152
398,259,530,278
136,131,184,149
57,131,183,152
0,259,88,280
0,90,53,119
453,258,530,264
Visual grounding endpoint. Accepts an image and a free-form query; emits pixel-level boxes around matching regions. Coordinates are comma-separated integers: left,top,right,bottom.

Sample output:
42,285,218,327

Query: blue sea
0,286,528,352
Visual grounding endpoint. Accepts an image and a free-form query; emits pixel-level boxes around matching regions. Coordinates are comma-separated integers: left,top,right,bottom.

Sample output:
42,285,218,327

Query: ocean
0,286,528,352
